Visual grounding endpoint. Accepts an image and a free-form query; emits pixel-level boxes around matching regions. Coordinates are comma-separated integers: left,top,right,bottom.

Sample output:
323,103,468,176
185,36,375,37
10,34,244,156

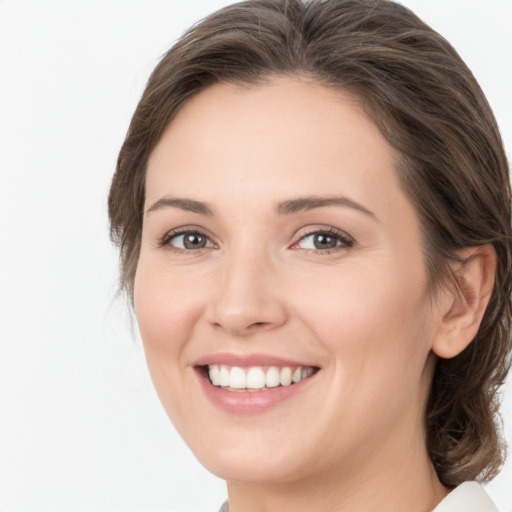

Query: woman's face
135,77,444,484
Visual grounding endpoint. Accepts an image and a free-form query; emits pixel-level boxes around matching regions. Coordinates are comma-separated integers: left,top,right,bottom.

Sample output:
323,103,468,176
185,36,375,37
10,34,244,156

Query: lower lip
196,369,317,414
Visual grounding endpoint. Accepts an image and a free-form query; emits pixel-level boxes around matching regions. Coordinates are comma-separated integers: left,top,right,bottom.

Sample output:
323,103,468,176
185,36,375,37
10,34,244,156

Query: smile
194,355,321,414
206,364,317,392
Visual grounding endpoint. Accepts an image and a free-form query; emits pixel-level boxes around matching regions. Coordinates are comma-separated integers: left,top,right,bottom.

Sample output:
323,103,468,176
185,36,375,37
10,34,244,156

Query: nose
205,248,288,337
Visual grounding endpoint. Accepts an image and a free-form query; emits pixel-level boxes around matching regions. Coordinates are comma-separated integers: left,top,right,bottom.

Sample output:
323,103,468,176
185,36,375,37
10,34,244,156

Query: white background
0,1,510,511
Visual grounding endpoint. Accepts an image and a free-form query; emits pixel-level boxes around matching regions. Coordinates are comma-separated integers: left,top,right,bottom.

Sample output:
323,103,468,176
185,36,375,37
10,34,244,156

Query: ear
432,244,497,359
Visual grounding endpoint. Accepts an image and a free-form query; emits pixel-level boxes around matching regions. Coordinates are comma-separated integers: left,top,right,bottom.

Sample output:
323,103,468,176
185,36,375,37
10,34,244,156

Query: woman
108,0,511,510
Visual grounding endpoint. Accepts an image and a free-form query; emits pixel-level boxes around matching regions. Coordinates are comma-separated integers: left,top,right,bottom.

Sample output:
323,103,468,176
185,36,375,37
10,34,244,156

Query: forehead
146,77,403,208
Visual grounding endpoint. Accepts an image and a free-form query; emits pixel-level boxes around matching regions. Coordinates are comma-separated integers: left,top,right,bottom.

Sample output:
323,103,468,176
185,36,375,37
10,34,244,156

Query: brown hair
108,0,512,486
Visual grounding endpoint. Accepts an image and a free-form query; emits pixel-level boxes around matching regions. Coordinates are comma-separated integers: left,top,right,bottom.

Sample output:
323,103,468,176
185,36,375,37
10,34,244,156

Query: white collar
432,482,498,512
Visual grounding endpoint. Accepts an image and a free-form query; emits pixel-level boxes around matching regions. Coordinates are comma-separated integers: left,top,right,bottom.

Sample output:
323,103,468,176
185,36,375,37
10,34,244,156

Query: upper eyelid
293,225,354,244
159,225,216,241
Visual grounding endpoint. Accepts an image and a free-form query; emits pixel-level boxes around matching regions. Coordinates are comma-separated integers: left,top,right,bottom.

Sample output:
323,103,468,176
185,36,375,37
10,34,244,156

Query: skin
134,77,494,511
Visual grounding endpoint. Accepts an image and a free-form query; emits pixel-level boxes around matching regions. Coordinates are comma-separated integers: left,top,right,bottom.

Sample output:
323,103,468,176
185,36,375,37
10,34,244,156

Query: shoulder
433,482,499,512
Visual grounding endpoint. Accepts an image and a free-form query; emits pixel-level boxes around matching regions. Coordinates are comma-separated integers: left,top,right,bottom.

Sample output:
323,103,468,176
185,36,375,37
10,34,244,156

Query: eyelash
158,226,354,255
157,229,214,252
293,227,354,254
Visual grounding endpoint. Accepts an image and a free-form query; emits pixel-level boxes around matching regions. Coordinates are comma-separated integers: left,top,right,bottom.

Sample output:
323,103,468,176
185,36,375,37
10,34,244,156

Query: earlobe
432,244,497,359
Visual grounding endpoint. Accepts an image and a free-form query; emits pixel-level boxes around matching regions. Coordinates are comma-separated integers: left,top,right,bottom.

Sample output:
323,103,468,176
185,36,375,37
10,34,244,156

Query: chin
198,451,307,484
182,423,330,486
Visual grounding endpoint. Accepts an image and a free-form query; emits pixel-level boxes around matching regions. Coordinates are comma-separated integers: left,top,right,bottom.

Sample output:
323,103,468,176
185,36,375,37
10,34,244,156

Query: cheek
295,258,430,340
134,260,200,349
293,259,434,393
133,260,203,417
289,263,435,451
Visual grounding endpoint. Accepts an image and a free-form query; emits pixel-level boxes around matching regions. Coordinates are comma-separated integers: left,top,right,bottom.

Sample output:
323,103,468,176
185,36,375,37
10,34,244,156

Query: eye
294,228,354,253
159,230,214,251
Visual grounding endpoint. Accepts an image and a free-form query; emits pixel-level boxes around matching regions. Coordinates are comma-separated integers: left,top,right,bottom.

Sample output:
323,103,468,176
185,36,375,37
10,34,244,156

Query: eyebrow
276,196,376,219
146,195,376,219
146,197,214,216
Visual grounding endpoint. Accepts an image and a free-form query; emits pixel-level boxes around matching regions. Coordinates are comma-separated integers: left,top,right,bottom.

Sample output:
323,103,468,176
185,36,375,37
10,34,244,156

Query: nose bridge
207,235,287,336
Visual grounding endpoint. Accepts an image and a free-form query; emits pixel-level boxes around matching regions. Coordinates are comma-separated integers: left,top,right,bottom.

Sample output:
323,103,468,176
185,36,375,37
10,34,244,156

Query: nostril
247,321,271,331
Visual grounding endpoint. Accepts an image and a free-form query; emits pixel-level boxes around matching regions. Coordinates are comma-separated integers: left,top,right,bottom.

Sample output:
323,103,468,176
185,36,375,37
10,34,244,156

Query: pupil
184,233,206,249
314,234,337,250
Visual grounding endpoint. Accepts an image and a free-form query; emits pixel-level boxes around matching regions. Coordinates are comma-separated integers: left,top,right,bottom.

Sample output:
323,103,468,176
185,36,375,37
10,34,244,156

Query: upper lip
193,352,318,368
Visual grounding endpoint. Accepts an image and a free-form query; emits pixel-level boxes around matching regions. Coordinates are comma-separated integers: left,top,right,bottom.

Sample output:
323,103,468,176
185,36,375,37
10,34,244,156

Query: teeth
247,367,266,388
209,365,220,386
280,367,292,386
230,367,247,389
219,365,230,387
301,367,314,380
266,367,280,388
206,364,316,391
